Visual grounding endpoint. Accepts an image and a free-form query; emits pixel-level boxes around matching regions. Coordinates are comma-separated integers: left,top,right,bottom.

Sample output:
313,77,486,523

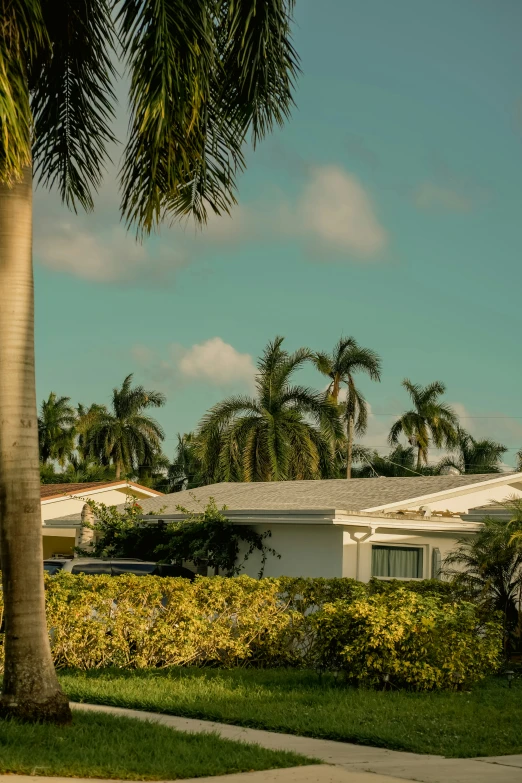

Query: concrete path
0,769,404,783
71,702,522,783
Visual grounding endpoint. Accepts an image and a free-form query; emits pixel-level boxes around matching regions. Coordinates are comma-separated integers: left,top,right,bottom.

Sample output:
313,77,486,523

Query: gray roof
135,474,520,515
44,474,522,525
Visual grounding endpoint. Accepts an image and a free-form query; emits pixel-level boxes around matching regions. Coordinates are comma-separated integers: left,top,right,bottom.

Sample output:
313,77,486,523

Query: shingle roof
41,481,163,501
133,474,520,515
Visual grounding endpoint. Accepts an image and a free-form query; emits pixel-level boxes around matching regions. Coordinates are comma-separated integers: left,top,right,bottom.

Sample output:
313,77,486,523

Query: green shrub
312,589,502,690
0,575,503,689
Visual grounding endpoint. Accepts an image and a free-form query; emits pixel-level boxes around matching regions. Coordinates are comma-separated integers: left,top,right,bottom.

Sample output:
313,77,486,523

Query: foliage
38,392,76,465
312,590,502,690
0,575,502,689
443,513,522,654
77,496,280,578
436,427,507,475
167,433,206,492
389,380,458,469
352,444,430,478
81,374,166,479
197,337,343,482
3,1,299,232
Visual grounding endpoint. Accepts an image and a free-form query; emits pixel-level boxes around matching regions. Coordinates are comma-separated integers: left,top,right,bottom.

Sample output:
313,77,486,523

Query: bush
312,590,502,690
0,575,503,689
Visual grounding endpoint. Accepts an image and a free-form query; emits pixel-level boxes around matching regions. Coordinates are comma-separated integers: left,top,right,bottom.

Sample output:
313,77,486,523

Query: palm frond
31,0,116,211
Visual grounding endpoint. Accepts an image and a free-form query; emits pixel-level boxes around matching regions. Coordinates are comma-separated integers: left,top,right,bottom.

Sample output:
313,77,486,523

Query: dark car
43,558,195,580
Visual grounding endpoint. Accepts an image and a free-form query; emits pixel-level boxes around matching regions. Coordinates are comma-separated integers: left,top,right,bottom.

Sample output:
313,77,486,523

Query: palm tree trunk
115,461,121,479
416,445,423,472
346,415,354,479
0,168,70,723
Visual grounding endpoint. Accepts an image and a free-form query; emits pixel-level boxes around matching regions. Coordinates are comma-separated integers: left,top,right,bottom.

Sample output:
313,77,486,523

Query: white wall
41,487,159,524
238,524,344,578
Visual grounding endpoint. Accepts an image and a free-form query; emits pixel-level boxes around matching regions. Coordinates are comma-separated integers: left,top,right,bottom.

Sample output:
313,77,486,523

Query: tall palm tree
436,427,507,475
197,337,343,482
314,338,381,479
83,375,165,480
389,380,458,471
37,392,76,466
0,0,298,723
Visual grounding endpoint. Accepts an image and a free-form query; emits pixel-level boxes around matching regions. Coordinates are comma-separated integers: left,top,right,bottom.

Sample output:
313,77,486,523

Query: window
372,545,423,579
71,562,112,575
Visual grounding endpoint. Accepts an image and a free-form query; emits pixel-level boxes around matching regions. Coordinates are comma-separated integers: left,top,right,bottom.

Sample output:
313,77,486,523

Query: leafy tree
389,380,458,471
78,496,279,577
516,449,522,473
436,427,507,475
38,392,76,466
314,338,381,478
443,514,522,657
82,374,165,480
0,0,298,722
197,337,343,482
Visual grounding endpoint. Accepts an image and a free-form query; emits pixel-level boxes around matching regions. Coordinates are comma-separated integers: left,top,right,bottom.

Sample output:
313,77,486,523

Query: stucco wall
43,535,75,559
238,524,344,578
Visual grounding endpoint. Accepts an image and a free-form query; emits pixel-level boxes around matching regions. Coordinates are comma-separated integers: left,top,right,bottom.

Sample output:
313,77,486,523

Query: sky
33,0,522,468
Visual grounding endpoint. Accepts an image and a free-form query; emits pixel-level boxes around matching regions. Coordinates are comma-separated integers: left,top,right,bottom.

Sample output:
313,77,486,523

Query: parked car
43,558,195,580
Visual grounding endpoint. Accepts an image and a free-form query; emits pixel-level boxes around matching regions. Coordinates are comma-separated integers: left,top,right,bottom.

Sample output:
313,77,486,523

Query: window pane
111,562,156,576
71,562,112,575
372,546,423,578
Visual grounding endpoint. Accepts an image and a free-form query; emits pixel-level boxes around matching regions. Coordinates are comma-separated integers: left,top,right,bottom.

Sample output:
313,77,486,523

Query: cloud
179,338,256,388
132,338,257,391
297,166,387,255
35,222,187,284
414,183,474,213
34,163,387,284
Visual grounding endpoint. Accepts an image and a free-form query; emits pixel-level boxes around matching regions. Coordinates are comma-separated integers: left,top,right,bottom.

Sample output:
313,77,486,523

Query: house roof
41,480,163,501
129,473,522,515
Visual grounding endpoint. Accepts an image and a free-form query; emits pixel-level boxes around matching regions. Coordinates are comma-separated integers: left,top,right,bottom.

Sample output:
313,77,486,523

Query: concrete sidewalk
0,768,406,783
71,702,522,783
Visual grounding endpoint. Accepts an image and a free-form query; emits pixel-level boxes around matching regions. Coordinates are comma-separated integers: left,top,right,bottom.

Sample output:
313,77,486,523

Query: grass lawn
0,709,313,780
60,667,522,759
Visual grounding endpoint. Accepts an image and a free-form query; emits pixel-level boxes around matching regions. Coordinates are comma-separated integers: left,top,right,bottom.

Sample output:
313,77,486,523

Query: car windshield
43,562,65,575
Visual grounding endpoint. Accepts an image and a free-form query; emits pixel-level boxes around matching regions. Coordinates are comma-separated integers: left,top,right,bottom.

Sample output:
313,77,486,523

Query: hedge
0,574,502,690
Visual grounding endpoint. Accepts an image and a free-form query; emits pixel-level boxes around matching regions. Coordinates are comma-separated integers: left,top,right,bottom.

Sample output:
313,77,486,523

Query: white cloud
34,163,387,284
297,166,387,255
179,338,256,388
132,338,256,391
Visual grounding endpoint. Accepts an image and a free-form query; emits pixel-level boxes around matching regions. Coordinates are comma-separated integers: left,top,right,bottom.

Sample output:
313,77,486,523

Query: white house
41,480,163,559
44,473,522,581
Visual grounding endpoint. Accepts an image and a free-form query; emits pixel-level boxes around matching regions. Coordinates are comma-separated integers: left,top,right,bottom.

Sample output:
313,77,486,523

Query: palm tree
61,455,115,484
168,433,206,492
197,338,343,482
516,449,522,473
314,338,381,479
389,380,458,471
436,427,507,475
443,515,522,657
38,392,76,466
0,0,297,723
82,375,165,480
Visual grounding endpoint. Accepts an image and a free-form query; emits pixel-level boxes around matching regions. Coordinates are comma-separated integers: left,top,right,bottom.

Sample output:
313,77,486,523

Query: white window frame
371,542,428,581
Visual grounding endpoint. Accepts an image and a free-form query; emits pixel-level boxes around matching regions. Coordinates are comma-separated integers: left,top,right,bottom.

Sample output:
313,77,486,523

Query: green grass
60,667,522,759
0,709,313,780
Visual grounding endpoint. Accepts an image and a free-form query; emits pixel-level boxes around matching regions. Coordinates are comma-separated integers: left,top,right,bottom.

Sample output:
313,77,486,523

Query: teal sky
33,0,522,467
